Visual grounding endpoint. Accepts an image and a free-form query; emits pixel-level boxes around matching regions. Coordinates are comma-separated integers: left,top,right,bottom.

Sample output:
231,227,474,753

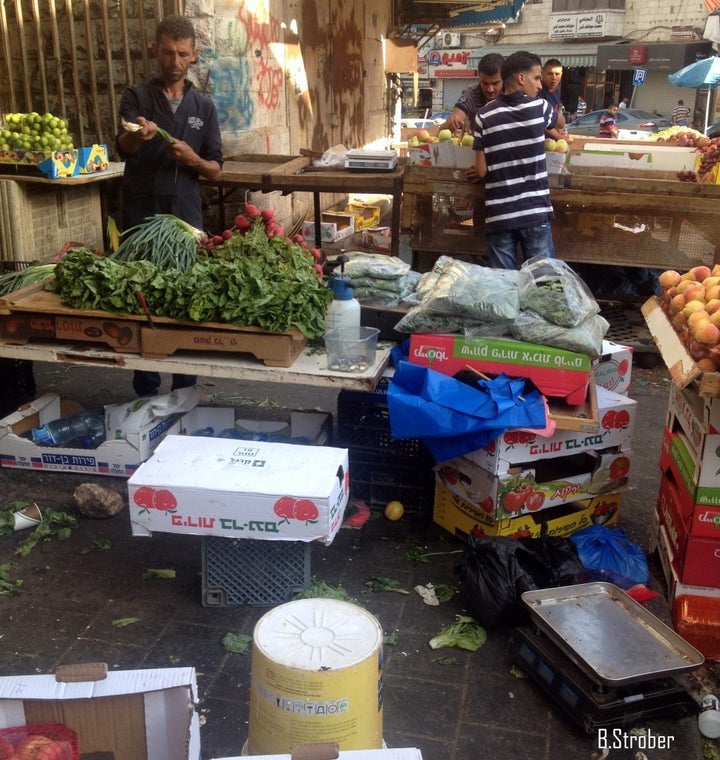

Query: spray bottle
325,255,360,332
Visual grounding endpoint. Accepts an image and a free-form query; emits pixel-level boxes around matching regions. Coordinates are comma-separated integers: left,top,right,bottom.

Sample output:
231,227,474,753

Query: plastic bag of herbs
517,256,600,328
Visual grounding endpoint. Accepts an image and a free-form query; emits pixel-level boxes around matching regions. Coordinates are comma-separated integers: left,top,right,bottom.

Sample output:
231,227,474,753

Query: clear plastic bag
511,309,609,358
518,256,600,328
342,252,410,280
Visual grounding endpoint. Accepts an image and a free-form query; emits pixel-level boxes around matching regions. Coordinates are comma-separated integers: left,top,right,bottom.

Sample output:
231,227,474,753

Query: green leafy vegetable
143,568,176,580
113,617,140,627
293,579,362,605
365,576,409,594
0,263,56,296
222,632,253,654
383,632,399,646
429,616,487,652
432,656,460,665
111,214,200,272
405,545,464,564
13,508,77,557
0,563,22,596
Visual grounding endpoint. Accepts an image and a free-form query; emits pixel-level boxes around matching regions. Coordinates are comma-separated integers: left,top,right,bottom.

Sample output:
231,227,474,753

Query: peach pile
658,264,720,371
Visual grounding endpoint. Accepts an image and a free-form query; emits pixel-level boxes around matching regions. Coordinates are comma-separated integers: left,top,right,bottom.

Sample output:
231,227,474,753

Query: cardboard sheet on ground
387,361,548,461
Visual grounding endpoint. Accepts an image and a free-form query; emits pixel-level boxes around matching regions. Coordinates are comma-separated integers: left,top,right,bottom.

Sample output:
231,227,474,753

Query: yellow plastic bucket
247,598,384,754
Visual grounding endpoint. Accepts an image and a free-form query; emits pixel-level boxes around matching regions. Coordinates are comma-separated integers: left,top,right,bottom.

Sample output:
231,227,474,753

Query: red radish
221,229,233,240
310,248,322,260
245,204,260,218
212,235,224,245
273,226,284,238
313,263,323,275
234,214,251,231
261,208,275,223
0,736,13,760
292,234,304,244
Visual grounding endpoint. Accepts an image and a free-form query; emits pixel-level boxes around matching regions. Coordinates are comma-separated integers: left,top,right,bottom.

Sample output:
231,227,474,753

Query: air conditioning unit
439,32,461,48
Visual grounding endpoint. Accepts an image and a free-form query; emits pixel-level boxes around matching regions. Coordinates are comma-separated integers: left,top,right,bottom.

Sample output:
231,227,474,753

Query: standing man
539,58,564,139
618,97,630,109
576,95,588,119
116,14,223,397
598,104,619,138
471,51,564,270
440,53,504,132
672,99,691,127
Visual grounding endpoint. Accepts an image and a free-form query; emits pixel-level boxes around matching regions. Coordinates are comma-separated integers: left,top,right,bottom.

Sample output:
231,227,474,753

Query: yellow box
0,148,78,178
78,144,109,173
433,480,620,540
694,154,720,184
347,201,381,230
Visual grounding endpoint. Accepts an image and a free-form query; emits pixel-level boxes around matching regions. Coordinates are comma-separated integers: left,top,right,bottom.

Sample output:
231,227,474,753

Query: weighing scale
344,149,399,171
510,583,704,733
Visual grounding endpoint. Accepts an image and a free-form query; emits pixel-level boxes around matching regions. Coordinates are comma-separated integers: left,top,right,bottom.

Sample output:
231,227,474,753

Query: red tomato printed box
128,435,349,545
466,384,636,476
408,334,592,405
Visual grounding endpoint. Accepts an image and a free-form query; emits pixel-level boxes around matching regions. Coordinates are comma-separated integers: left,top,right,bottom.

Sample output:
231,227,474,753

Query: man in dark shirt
440,53,504,132
116,14,223,397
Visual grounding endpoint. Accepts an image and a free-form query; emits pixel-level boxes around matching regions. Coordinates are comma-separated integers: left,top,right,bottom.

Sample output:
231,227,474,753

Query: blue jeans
485,224,556,270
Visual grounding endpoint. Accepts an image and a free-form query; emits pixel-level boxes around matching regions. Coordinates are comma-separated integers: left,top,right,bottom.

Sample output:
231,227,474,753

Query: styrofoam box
0,394,187,477
594,339,633,395
128,434,349,544
465,384,636,475
0,179,103,262
0,666,200,760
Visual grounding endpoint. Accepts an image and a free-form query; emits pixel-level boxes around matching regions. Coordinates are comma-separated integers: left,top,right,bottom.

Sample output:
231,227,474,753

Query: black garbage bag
457,533,585,629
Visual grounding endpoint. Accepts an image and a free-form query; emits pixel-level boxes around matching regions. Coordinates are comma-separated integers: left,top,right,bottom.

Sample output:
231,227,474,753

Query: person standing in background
598,104,619,138
116,14,223,397
576,95,587,118
672,99,691,127
439,53,504,132
618,97,630,109
471,51,564,269
539,58,564,139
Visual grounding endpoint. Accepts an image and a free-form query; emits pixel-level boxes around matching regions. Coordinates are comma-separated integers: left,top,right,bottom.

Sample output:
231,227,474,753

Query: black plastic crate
201,537,311,606
348,449,435,514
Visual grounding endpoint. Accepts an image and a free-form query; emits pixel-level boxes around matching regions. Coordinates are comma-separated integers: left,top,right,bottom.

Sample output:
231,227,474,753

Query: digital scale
344,149,399,171
510,583,704,733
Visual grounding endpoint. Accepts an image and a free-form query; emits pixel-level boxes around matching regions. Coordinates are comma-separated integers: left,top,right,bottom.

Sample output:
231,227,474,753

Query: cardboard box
0,665,200,760
407,333,592,405
406,140,456,168
128,434,349,543
658,459,720,542
0,147,79,178
347,201,382,230
433,480,620,540
0,394,187,477
179,406,332,446
660,424,720,507
77,143,109,173
454,144,475,168
362,226,392,252
301,212,355,244
436,446,630,522
466,385,635,475
594,339,633,395
567,143,695,173
666,383,720,472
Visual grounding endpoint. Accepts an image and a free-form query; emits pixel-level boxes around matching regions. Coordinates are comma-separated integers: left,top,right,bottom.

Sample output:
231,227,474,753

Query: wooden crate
0,283,306,367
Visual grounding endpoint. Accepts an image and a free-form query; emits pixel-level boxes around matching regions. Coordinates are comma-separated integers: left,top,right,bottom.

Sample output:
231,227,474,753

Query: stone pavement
0,359,717,760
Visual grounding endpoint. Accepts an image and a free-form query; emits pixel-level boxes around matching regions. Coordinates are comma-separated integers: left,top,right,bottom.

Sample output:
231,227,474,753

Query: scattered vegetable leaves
13,508,77,557
293,579,362,606
365,576,409,594
0,563,22,596
429,616,487,652
143,568,176,580
405,545,463,564
432,656,460,666
81,538,112,555
113,617,140,627
222,632,253,654
383,632,399,646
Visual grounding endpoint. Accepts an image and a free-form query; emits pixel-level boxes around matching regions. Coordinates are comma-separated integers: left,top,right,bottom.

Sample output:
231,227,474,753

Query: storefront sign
598,41,712,70
428,48,475,78
549,10,623,39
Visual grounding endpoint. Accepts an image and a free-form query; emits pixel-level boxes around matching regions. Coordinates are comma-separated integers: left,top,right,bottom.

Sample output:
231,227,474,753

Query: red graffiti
237,6,283,110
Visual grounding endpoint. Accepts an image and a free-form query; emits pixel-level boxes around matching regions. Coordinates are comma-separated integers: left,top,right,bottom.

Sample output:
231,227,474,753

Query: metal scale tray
521,582,704,687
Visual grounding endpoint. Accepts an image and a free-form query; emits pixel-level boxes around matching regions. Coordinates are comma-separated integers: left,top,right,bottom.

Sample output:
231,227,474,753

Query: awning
446,0,526,29
469,42,598,68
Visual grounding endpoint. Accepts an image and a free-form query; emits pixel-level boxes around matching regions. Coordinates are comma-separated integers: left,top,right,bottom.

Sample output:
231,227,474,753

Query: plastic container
31,410,104,446
326,275,361,331
699,694,720,738
672,593,720,660
324,326,380,372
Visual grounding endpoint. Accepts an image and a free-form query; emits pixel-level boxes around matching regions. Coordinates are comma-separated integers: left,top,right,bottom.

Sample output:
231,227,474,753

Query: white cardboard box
0,665,200,760
301,212,355,243
0,394,189,477
128,434,349,544
594,340,633,395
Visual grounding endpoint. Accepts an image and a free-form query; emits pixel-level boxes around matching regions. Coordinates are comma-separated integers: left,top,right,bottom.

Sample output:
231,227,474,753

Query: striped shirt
473,92,557,234
672,104,691,126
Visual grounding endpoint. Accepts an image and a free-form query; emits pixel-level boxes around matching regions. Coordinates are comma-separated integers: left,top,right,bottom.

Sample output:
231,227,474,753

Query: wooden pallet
0,283,307,367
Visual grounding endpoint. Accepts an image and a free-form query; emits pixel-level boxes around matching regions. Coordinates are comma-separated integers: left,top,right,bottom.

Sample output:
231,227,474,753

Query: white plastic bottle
699,694,720,738
325,275,360,332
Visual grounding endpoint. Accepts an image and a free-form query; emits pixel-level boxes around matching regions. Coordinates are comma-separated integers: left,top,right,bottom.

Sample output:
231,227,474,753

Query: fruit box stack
654,382,720,657
433,384,636,539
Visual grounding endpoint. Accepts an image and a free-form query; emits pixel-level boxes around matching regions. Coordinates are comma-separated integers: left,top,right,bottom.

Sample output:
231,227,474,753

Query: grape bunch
677,169,698,183
0,111,74,152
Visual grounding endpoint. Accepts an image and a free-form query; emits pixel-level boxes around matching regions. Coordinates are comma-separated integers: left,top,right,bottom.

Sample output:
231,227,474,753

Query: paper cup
13,502,43,531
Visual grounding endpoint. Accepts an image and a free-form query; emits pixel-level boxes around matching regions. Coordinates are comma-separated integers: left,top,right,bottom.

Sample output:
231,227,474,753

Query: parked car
706,121,720,138
565,108,670,136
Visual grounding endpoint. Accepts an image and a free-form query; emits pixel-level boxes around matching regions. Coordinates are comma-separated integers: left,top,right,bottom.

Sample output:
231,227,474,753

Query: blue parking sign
632,68,646,87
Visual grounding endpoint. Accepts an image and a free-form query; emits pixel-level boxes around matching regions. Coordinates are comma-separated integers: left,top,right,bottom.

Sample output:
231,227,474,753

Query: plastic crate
348,449,435,514
201,537,311,606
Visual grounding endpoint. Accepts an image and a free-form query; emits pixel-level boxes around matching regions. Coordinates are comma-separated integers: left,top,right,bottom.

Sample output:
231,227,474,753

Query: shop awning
446,0,526,29
469,42,598,68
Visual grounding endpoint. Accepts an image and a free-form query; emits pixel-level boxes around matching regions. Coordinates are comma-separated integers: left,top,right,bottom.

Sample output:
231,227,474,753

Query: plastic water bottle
326,275,360,331
80,415,107,448
32,410,104,446
699,694,720,738
190,426,215,437
218,428,245,439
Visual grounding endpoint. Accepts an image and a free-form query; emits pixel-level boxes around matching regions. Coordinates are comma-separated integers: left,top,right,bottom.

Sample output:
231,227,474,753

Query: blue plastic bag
569,525,649,586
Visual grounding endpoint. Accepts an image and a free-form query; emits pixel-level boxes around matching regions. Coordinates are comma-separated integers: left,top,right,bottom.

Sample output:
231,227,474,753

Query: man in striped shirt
472,51,564,269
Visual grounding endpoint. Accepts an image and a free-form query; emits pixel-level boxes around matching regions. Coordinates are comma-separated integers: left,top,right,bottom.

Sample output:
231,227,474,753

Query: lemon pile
0,111,74,152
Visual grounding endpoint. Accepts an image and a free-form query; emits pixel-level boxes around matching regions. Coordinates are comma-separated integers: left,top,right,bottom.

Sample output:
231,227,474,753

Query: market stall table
203,155,405,257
